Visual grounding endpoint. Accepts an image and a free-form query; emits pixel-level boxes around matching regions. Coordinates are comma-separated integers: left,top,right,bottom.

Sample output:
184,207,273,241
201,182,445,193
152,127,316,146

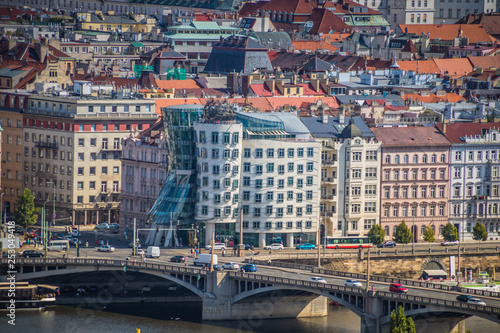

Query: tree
472,222,488,241
393,220,413,244
442,223,458,242
14,188,40,233
389,305,416,333
367,224,385,245
422,225,435,243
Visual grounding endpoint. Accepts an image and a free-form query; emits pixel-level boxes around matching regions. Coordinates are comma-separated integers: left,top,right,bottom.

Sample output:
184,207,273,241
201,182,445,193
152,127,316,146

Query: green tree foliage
472,222,488,241
14,188,40,232
393,220,413,244
422,225,435,243
389,306,416,333
367,224,386,245
442,223,458,242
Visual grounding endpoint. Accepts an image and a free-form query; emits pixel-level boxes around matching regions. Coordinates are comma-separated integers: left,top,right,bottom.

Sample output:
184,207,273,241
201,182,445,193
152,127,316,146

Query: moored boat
0,282,59,309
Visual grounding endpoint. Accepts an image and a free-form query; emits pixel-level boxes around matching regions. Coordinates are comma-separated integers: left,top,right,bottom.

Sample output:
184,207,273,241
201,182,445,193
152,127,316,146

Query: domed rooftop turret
340,119,363,139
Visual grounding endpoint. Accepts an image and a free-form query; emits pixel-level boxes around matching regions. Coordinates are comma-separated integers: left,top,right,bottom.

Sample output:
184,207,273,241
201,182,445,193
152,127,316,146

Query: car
309,277,327,284
13,225,24,234
95,223,110,230
22,250,44,258
240,264,257,272
389,283,408,294
378,241,397,248
205,243,226,250
222,262,240,270
441,240,459,246
467,298,486,306
213,265,224,271
170,255,187,263
68,230,81,237
264,243,284,250
344,280,363,288
69,238,81,246
456,295,474,303
244,244,254,250
109,223,119,229
296,243,316,250
97,245,115,252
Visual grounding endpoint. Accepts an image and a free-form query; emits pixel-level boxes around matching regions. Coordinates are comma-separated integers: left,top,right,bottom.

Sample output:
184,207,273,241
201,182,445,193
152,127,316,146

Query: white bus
48,240,69,251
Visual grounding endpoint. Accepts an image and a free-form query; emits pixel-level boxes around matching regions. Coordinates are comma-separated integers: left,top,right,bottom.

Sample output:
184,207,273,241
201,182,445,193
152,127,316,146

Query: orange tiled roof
396,60,440,74
292,41,339,52
398,24,499,44
467,55,500,70
156,79,202,90
433,58,473,78
402,92,465,104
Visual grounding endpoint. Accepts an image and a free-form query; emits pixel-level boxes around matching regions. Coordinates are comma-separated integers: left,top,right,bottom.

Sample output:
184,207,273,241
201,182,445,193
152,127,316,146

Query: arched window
422,154,428,163
385,155,391,164
440,154,446,163
404,155,409,163
393,225,398,235
439,225,444,235
384,226,389,237
413,154,418,163
431,154,437,163
395,155,400,164
421,225,426,235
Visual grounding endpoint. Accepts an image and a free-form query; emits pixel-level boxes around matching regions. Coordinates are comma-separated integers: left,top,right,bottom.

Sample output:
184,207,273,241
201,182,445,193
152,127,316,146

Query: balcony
322,159,336,165
321,195,335,201
321,177,336,184
35,141,58,149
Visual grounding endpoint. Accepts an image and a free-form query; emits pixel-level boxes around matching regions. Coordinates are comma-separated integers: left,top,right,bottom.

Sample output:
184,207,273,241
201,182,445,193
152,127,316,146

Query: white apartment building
441,122,500,241
24,94,158,227
194,111,321,248
387,0,435,28
434,0,497,23
301,115,381,238
120,121,168,237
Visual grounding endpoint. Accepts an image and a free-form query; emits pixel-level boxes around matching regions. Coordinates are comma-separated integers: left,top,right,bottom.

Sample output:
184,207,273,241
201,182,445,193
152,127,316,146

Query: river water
5,302,500,333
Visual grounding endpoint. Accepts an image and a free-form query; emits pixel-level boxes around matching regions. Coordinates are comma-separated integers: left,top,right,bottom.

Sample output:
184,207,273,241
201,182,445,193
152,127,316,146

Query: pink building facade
372,127,451,241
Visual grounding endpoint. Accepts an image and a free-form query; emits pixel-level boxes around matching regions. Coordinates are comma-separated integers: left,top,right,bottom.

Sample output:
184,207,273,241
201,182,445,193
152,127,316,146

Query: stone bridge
2,258,500,333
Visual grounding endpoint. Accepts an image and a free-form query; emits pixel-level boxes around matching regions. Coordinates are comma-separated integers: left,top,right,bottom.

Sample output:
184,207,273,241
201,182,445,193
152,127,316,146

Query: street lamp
43,199,50,257
0,192,3,237
412,204,416,253
47,181,56,235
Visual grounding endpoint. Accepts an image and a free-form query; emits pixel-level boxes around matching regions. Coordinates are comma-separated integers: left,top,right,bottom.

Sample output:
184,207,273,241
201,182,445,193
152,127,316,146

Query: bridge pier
202,272,328,321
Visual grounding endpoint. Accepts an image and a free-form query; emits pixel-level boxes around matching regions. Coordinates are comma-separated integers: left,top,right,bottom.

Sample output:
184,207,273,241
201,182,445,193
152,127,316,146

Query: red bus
324,236,373,249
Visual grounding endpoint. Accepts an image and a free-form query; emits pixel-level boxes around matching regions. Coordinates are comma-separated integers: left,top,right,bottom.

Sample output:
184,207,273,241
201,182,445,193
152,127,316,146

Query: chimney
442,123,447,134
339,111,345,124
322,113,328,124
265,79,275,93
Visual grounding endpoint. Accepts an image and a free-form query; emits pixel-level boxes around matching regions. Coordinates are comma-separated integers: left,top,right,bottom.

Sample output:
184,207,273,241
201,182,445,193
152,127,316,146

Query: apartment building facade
24,94,157,226
0,91,29,216
372,127,451,241
438,122,500,241
120,121,168,236
301,115,381,238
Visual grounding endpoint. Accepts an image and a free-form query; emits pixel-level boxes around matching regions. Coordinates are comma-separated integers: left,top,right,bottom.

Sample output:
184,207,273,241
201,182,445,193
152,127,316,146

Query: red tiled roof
306,8,350,35
401,40,418,53
436,122,500,143
372,126,451,146
323,0,382,15
396,59,440,74
398,24,499,44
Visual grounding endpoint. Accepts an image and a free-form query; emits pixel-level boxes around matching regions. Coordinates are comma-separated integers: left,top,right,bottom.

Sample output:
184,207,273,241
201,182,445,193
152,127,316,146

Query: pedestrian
222,249,226,257
251,249,255,256
106,240,109,245
85,241,88,248
184,260,187,267
195,249,199,256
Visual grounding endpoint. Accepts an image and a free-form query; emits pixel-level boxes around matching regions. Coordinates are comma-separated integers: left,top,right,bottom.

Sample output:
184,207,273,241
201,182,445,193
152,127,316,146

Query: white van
193,253,218,267
146,246,160,258
48,240,69,251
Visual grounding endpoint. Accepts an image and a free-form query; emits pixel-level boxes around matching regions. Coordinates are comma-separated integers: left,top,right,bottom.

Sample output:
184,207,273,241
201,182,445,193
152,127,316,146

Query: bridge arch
420,257,446,275
232,285,365,318
5,265,206,299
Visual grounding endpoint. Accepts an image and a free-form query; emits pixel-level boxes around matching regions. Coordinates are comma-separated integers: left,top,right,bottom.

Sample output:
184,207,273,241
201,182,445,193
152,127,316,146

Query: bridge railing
227,271,364,295
250,260,455,292
376,291,500,314
1,258,207,276
457,286,500,298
